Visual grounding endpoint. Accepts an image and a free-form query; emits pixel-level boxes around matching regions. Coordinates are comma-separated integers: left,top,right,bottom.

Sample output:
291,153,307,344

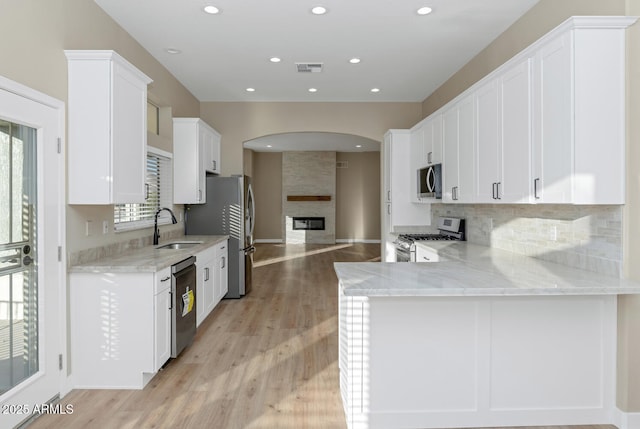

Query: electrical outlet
85,220,92,236
102,220,109,234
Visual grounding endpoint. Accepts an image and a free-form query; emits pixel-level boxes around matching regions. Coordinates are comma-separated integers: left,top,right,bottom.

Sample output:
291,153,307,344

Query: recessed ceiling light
246,88,255,92
203,5,220,14
417,6,433,15
356,145,362,148
371,88,380,93
349,58,361,64
270,57,282,63
267,145,273,148
308,88,318,93
164,48,181,54
311,6,327,15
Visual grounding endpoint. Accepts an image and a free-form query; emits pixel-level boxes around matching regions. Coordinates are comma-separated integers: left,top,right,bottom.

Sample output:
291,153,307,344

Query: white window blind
114,147,173,231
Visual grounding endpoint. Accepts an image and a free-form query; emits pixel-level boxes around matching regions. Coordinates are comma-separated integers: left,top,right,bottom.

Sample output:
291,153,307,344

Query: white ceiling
94,0,540,103
244,132,380,152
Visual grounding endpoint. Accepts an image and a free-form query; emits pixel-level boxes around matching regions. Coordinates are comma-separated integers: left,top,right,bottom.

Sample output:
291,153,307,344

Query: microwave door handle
427,167,435,192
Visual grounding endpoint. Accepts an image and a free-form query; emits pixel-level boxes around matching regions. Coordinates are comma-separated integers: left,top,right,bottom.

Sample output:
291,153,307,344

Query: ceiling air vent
296,63,323,73
336,161,348,169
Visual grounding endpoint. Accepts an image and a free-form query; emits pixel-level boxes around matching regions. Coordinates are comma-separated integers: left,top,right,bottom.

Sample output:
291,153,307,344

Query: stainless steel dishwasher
171,256,197,358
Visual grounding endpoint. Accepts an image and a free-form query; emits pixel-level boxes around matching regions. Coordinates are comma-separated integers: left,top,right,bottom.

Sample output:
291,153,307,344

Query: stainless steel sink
156,241,203,250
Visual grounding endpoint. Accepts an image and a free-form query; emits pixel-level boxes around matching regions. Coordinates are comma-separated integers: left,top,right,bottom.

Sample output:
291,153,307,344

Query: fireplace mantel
286,195,331,202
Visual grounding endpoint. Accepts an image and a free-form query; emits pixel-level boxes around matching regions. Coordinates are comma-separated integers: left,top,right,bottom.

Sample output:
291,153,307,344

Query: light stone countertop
69,235,228,273
334,242,640,297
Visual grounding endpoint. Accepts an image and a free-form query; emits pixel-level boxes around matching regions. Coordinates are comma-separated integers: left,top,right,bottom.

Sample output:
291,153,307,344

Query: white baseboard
615,408,640,429
254,239,283,244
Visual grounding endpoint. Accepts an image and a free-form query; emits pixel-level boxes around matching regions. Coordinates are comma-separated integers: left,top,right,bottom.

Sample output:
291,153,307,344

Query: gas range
394,217,465,262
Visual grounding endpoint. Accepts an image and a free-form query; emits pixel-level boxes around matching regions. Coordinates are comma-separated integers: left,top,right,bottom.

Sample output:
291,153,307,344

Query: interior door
0,79,64,428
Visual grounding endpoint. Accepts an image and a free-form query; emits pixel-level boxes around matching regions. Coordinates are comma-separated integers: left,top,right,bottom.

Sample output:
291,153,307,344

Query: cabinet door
111,61,147,203
422,115,442,166
154,269,171,371
501,58,533,203
533,32,573,203
387,130,430,227
442,106,458,203
409,125,424,203
173,120,206,204
430,114,443,165
211,132,221,174
475,79,500,203
196,257,215,327
214,244,229,306
457,94,475,203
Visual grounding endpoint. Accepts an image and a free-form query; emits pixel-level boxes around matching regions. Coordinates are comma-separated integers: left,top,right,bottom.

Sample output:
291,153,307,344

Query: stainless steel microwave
418,164,442,199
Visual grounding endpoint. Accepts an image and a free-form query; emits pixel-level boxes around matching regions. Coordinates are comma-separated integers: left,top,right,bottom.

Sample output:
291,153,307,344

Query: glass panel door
0,120,38,394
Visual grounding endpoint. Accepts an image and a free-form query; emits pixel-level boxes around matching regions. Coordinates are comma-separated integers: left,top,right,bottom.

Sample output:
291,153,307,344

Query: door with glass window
0,81,63,429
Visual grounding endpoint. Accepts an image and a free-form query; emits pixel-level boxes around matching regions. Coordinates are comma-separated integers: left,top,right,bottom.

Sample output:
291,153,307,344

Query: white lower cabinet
154,268,172,371
414,244,439,262
70,267,172,389
195,246,216,327
214,241,229,306
195,240,229,327
339,292,616,429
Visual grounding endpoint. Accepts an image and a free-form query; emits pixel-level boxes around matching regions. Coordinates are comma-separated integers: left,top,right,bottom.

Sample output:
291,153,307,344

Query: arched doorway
243,132,381,244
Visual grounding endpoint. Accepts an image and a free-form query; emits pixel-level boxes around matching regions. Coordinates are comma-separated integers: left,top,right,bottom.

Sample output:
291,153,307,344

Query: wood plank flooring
27,243,617,429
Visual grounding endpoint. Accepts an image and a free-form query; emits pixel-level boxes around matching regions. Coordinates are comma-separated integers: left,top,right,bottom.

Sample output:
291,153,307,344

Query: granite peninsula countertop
69,235,228,273
334,242,640,297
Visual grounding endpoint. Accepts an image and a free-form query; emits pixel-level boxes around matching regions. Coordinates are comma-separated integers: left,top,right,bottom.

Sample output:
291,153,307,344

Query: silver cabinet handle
198,189,202,201
427,151,433,164
497,182,501,200
161,276,170,282
204,267,209,281
387,190,391,201
212,160,217,170
221,256,226,269
387,204,391,215
534,178,540,199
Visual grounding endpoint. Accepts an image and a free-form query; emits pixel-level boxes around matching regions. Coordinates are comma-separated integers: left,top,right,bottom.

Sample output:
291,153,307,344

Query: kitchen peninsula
334,243,640,429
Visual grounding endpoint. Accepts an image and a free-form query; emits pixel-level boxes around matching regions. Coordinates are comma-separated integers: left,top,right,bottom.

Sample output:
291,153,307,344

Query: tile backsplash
431,204,623,277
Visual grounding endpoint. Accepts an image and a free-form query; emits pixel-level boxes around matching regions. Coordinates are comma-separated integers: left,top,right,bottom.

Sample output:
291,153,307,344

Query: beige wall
200,102,421,176
421,0,626,118
336,152,381,241
619,0,640,413
0,0,201,257
251,151,381,242
252,151,283,241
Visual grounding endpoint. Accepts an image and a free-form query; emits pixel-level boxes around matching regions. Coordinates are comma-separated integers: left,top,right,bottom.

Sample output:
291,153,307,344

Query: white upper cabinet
434,16,634,205
410,114,443,203
531,17,632,204
409,124,424,203
66,50,152,204
173,118,221,204
443,94,475,203
423,113,443,166
474,57,532,203
383,130,430,229
500,58,533,203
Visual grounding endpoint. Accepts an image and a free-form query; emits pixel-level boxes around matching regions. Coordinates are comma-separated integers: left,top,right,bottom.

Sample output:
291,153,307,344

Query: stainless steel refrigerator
184,175,255,298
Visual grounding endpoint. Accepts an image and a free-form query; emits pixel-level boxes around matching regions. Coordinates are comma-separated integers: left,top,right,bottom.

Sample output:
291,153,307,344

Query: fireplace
292,217,325,231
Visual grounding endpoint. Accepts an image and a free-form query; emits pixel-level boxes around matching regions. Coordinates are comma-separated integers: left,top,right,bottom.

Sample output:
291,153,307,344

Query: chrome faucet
153,207,178,245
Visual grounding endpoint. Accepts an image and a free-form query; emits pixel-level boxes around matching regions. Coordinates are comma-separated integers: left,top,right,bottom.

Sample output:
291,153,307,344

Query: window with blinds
114,147,173,230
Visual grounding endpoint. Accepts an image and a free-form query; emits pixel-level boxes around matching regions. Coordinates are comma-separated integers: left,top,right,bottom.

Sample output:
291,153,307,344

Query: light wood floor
28,243,616,429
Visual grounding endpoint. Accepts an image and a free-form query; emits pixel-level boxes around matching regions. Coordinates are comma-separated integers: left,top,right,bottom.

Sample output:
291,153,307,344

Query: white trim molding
615,408,640,429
